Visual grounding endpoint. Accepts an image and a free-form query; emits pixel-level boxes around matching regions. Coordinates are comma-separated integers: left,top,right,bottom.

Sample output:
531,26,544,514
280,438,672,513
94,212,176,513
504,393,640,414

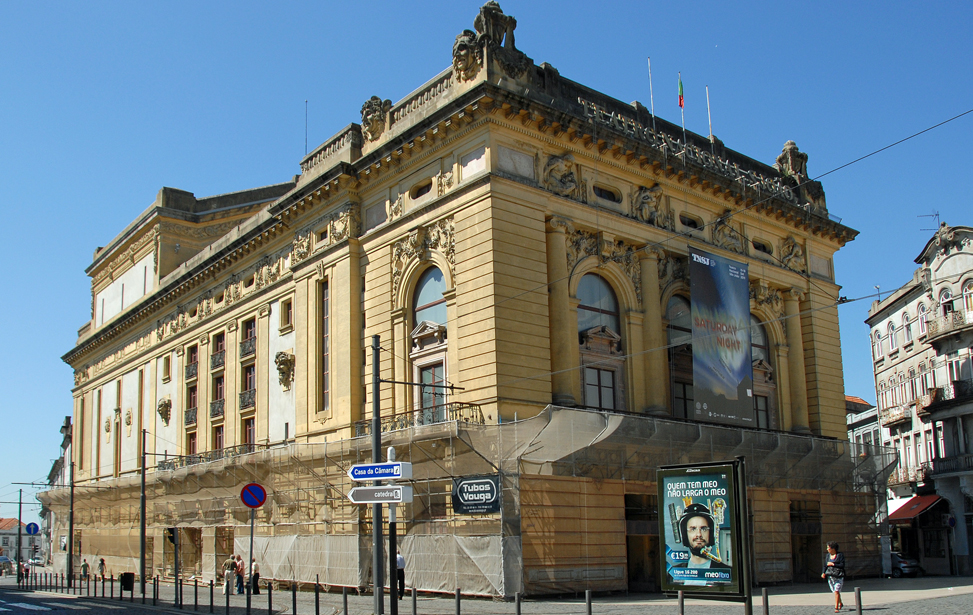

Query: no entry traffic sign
240,483,267,509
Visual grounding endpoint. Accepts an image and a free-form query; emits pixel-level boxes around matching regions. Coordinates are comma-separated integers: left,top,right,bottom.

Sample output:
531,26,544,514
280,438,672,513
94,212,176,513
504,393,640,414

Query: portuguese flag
678,73,684,108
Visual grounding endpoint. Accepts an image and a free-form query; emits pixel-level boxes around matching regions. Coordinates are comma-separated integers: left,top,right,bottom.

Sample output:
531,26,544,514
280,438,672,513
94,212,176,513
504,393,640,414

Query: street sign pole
17,489,22,583
372,335,384,615
140,428,147,597
388,447,398,615
240,483,267,615
248,508,254,615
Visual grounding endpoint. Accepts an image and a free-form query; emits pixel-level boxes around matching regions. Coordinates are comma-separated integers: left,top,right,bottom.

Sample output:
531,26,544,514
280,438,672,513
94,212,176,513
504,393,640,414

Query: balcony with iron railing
925,310,973,344
185,361,198,381
156,443,260,472
878,404,911,428
185,407,197,426
240,389,256,410
210,350,225,370
887,462,932,486
932,453,973,476
210,399,225,419
240,337,256,359
355,402,485,437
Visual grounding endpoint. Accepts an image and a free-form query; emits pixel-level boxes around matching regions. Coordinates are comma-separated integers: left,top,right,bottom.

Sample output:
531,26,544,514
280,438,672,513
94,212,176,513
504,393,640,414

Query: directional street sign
348,462,412,482
25,523,39,536
240,483,267,509
348,485,413,505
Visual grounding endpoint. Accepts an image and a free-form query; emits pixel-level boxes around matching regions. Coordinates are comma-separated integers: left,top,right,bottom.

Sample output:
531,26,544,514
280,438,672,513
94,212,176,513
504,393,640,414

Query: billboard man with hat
669,502,730,585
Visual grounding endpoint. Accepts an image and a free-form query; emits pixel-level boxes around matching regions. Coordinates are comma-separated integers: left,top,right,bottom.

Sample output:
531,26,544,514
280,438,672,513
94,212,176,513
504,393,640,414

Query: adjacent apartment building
41,2,889,595
866,223,973,575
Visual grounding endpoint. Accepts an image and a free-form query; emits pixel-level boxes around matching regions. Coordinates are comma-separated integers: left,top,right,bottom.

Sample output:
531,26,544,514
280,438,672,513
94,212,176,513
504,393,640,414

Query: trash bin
120,572,135,592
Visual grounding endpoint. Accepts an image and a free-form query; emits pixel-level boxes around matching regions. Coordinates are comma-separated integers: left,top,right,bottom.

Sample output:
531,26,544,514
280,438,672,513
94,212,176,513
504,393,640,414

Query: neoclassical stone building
45,2,884,596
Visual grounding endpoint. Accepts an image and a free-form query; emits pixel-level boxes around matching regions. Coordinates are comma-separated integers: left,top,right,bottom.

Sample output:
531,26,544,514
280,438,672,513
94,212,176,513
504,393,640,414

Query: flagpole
647,57,656,133
706,85,715,156
679,72,687,155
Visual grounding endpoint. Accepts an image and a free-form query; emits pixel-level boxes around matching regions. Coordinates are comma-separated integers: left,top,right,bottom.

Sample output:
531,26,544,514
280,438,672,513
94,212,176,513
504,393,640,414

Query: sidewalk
6,573,973,614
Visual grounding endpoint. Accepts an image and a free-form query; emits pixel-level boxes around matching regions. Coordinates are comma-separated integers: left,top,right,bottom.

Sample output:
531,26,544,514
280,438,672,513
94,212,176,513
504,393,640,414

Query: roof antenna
305,100,308,156
918,210,940,231
874,285,882,302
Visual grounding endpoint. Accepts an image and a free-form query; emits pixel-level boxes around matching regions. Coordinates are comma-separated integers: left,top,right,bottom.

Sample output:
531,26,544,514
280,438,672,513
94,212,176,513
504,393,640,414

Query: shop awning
887,495,941,525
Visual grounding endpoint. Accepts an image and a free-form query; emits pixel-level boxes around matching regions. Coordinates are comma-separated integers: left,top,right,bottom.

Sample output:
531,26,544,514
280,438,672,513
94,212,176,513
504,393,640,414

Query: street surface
2,572,973,614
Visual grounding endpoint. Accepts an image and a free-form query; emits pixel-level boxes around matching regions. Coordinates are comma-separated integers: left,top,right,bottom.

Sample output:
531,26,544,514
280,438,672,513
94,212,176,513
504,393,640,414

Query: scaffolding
39,406,896,597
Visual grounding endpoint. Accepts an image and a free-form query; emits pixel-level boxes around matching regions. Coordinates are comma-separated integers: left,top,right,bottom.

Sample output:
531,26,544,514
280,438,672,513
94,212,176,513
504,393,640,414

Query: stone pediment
752,359,774,373
412,320,447,352
580,325,622,354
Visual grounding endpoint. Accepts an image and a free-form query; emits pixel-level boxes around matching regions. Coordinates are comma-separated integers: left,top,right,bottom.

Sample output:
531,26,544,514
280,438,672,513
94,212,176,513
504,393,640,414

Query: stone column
546,217,577,406
784,289,810,433
640,248,668,412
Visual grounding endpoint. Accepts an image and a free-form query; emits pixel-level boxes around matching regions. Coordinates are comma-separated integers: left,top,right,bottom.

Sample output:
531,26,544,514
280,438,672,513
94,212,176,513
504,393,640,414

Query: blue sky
1,1,971,522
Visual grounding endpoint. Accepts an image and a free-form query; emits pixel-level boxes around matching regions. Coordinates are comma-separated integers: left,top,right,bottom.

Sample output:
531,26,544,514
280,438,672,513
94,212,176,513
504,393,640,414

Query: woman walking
821,541,845,612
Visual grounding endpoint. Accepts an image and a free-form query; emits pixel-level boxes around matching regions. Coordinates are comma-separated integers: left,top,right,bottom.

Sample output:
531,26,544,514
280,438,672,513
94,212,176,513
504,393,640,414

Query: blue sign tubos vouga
452,474,500,515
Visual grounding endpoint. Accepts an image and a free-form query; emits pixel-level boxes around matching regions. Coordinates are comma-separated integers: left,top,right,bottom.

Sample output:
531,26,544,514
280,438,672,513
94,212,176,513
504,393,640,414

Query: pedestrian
396,549,405,600
97,558,106,581
250,557,260,594
235,555,245,594
821,541,845,612
80,559,90,581
222,555,237,596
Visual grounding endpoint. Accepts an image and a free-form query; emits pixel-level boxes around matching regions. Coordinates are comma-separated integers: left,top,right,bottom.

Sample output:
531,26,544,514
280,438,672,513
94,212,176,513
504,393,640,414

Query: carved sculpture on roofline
361,96,392,142
452,29,483,82
775,140,827,214
471,1,529,79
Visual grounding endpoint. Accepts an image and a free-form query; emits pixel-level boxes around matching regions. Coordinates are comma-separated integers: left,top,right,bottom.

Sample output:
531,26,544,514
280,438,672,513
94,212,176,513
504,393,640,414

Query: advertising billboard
658,461,742,597
689,248,754,427
452,474,500,515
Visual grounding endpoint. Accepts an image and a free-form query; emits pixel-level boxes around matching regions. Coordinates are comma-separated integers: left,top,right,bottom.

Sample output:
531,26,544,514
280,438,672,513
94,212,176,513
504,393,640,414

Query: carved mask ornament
452,29,482,82
360,96,391,142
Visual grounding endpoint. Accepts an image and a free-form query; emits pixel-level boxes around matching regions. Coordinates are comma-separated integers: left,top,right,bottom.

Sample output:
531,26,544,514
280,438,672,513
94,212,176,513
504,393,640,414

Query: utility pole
17,489,23,582
68,461,75,587
372,335,384,615
140,428,147,596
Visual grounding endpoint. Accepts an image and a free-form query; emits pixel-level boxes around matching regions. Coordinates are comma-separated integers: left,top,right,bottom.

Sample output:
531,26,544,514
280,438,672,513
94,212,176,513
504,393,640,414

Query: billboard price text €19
658,462,742,597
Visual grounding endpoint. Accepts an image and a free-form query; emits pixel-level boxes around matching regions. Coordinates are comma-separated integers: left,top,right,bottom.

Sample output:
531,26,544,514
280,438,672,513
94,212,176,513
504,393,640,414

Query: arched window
577,274,624,412
940,289,953,316
878,381,887,410
750,316,777,430
909,368,917,401
888,378,897,406
873,331,883,359
413,267,447,325
577,274,620,334
667,296,693,418
410,266,448,422
964,281,973,314
887,322,897,351
902,313,912,343
918,304,928,336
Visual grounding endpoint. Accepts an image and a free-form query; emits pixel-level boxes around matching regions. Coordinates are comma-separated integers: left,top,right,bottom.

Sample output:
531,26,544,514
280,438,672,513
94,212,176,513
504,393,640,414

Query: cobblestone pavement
4,574,973,615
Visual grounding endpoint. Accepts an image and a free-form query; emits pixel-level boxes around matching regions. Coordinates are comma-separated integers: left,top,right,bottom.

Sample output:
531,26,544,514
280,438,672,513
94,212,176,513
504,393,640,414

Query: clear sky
1,1,971,523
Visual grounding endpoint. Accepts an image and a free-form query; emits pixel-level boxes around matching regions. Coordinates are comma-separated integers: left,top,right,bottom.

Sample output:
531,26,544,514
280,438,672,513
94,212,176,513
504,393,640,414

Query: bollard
268,583,273,615
586,589,592,615
194,579,198,611
315,575,320,615
762,587,769,615
343,586,348,615
855,587,862,615
412,587,417,615
102,575,106,598
153,577,158,606
292,580,298,615
225,581,230,615
87,575,91,597
455,587,461,615
678,590,685,615
210,579,214,614
515,591,521,615
179,577,184,609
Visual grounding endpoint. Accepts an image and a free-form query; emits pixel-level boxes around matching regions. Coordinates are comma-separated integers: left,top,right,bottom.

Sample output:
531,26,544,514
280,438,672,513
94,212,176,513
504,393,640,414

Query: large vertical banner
659,462,742,597
689,248,754,426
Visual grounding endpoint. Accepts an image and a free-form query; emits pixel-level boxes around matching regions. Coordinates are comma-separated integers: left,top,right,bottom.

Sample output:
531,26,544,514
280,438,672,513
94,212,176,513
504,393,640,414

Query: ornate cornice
391,217,455,301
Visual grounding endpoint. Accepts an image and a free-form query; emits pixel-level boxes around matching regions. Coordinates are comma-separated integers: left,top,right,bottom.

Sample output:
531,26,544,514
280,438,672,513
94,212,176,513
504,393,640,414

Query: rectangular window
280,298,293,330
584,367,615,411
213,425,224,450
187,385,197,410
754,395,769,429
213,332,225,353
187,345,198,365
321,281,330,412
78,397,85,471
162,355,171,382
672,382,693,419
213,375,224,401
420,363,446,410
243,418,255,447
187,432,197,455
243,318,256,341
242,364,256,392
